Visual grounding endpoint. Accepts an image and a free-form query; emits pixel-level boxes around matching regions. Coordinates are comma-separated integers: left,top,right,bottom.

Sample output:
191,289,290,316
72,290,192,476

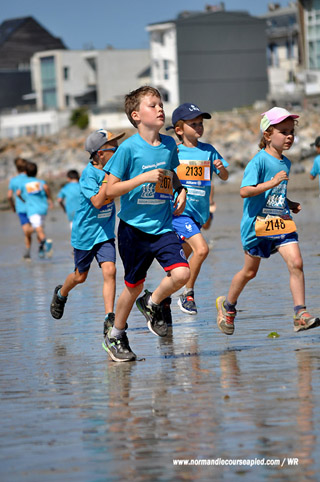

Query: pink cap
260,107,299,131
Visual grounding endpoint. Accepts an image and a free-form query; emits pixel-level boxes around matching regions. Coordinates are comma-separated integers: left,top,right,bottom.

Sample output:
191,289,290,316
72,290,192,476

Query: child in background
57,169,81,229
103,86,190,362
7,157,33,259
168,102,229,315
50,130,124,335
309,136,320,194
216,107,319,335
17,161,53,258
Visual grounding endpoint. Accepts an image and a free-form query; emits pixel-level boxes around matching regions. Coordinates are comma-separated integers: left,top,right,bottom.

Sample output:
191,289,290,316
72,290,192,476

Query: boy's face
98,139,119,167
177,115,204,144
132,94,165,129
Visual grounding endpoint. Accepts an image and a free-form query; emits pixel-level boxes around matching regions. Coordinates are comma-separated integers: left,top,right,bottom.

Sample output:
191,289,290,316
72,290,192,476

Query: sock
148,294,160,309
111,326,125,339
294,305,306,315
183,288,194,297
57,289,67,300
225,299,237,313
105,312,113,321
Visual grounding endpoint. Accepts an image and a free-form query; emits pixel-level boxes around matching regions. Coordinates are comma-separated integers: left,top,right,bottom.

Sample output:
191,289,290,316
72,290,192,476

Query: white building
299,0,320,97
30,48,150,111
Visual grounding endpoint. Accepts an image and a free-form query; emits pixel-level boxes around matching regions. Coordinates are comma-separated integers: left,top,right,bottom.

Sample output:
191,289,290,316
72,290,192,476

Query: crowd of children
7,86,320,363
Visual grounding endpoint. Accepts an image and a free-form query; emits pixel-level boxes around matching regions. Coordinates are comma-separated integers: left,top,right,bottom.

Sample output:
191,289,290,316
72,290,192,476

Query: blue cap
166,103,211,130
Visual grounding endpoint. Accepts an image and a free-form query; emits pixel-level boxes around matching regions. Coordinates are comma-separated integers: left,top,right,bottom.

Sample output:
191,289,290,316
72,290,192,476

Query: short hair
26,161,37,177
124,86,162,128
14,157,28,173
174,120,185,142
67,169,80,180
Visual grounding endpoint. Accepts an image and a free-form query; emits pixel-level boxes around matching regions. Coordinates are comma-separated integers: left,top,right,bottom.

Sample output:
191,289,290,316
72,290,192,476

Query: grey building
175,10,268,111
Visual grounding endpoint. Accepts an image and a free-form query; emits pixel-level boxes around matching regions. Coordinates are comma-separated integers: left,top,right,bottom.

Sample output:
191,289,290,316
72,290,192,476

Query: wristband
102,180,108,184
174,186,188,196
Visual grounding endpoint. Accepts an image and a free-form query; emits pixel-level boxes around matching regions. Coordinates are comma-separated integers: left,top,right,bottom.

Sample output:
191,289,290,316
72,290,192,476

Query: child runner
167,102,229,314
57,169,81,229
103,86,190,362
309,136,320,194
50,130,124,334
7,157,33,259
17,161,53,258
216,107,319,335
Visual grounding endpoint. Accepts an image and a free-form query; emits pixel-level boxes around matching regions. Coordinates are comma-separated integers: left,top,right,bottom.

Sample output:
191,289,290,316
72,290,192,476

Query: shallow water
1,189,320,482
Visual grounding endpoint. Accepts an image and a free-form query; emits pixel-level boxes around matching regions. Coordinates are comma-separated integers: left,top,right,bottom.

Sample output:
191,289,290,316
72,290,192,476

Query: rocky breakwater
0,107,319,207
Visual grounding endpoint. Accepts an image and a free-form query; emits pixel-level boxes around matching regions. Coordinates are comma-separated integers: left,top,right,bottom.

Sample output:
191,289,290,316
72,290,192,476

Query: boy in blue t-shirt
167,103,229,315
17,161,53,259
50,129,125,334
309,136,320,194
103,86,190,362
57,169,81,229
7,157,33,259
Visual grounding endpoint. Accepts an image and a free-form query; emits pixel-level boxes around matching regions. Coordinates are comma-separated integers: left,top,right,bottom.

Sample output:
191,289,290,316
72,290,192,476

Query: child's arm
172,171,187,216
213,159,228,181
90,174,112,209
57,198,66,213
43,183,54,209
240,170,288,198
287,198,301,214
106,169,166,198
7,188,16,212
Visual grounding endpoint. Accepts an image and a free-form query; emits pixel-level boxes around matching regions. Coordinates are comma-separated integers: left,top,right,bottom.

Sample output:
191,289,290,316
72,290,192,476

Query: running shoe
50,285,67,319
177,291,197,315
102,328,136,362
293,309,320,332
216,296,236,335
161,297,172,326
38,242,45,259
136,289,168,337
45,239,53,258
103,313,115,337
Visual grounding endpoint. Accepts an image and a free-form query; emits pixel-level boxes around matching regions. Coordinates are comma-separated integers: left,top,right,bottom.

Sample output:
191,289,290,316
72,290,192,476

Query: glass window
40,56,57,108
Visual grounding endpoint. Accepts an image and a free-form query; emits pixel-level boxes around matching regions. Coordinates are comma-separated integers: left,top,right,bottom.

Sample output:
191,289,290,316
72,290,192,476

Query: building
31,48,150,111
260,2,303,103
0,16,65,111
147,6,268,113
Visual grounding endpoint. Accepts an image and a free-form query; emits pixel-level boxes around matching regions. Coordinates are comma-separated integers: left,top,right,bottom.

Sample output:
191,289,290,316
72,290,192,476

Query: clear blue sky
1,0,291,50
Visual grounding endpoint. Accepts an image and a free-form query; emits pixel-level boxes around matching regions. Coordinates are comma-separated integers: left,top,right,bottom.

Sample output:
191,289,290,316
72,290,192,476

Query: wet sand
0,187,320,481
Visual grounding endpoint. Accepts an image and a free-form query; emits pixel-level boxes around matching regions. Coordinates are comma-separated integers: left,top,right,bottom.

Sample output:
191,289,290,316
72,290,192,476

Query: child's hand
173,189,187,216
143,169,165,184
273,170,289,186
213,159,224,171
288,200,301,214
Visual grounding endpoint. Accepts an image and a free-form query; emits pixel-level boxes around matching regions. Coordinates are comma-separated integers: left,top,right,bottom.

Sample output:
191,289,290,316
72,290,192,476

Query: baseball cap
166,103,211,130
310,136,320,147
85,129,125,158
260,107,299,132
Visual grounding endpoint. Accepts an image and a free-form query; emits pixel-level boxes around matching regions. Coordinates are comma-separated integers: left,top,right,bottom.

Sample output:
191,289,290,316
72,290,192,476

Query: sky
1,0,291,50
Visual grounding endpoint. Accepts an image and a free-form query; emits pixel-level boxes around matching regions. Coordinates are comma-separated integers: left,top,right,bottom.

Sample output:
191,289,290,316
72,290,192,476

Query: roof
0,17,31,46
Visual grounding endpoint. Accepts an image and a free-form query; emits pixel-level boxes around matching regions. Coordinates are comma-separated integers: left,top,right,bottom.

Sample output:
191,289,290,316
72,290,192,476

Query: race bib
26,181,42,194
176,160,211,186
154,170,173,200
255,215,297,238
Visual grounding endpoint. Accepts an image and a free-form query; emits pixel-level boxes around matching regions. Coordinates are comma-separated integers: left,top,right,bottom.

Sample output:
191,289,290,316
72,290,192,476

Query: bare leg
114,284,144,330
100,261,116,314
22,223,33,250
60,269,88,297
278,242,305,306
152,266,190,304
227,252,261,305
183,233,209,290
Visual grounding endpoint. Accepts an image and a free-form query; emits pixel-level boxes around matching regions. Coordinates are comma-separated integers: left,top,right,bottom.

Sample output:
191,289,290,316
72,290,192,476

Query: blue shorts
172,215,202,243
118,220,189,287
74,239,116,273
18,212,30,226
246,232,299,259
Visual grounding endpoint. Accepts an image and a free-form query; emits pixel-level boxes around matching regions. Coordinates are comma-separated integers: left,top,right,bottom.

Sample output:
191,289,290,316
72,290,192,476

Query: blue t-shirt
310,154,320,190
8,173,29,213
175,142,228,226
20,177,48,217
57,182,81,221
240,149,292,250
104,133,179,235
71,162,115,250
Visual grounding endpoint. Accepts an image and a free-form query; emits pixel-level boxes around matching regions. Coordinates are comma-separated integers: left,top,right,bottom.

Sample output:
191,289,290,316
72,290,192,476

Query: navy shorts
18,212,30,226
172,215,202,243
246,232,299,259
74,239,116,273
118,220,189,287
